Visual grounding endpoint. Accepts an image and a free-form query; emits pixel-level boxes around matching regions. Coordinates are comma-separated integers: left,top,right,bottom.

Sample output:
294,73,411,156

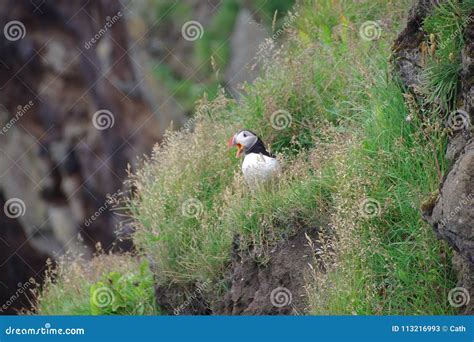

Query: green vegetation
422,0,472,112
89,261,157,315
36,255,157,315
37,0,468,315
151,0,295,112
195,0,240,75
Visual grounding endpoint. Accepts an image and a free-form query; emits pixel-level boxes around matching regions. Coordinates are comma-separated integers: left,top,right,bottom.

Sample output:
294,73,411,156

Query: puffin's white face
228,130,258,157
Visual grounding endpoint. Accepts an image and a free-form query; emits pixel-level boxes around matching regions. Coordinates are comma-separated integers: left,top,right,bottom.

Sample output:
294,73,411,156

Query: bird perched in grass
227,130,280,186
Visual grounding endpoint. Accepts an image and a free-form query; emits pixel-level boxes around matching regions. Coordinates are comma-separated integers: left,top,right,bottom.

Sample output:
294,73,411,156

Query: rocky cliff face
215,227,322,315
0,193,49,314
0,0,164,313
393,0,473,314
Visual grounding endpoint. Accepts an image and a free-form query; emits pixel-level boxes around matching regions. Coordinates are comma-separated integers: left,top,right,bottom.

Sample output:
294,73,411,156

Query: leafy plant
89,261,157,315
36,255,159,315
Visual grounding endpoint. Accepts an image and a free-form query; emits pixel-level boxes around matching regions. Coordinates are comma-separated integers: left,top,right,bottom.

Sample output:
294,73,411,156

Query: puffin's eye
243,133,247,137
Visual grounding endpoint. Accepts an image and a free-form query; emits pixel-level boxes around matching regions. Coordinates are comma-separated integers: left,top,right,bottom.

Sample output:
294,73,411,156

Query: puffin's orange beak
235,143,243,157
227,134,244,157
227,135,235,149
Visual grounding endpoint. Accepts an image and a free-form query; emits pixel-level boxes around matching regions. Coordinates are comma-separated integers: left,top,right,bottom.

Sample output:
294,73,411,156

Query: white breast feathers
241,153,281,186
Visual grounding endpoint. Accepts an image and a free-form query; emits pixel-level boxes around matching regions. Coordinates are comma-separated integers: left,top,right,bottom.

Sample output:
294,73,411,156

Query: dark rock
427,141,474,263
214,227,322,315
154,226,323,316
155,281,212,315
392,0,435,90
0,193,49,315
0,0,163,254
0,0,166,312
426,140,474,314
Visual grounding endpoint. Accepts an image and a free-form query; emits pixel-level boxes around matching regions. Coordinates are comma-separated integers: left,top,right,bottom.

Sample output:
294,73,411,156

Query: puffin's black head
227,130,273,157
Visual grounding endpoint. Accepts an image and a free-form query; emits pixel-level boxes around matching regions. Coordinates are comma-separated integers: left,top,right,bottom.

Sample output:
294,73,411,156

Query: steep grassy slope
36,0,466,315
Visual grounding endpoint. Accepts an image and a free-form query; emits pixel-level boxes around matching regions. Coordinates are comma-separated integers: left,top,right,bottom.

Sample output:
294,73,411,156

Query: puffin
227,130,281,186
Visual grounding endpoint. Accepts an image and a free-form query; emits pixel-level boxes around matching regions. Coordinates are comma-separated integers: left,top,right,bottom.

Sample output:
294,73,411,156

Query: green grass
151,0,297,113
36,255,158,315
422,0,471,112
37,0,466,315
308,74,454,314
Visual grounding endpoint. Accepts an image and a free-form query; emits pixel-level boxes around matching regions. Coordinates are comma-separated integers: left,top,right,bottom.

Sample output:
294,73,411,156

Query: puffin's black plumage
246,138,275,157
237,130,275,157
